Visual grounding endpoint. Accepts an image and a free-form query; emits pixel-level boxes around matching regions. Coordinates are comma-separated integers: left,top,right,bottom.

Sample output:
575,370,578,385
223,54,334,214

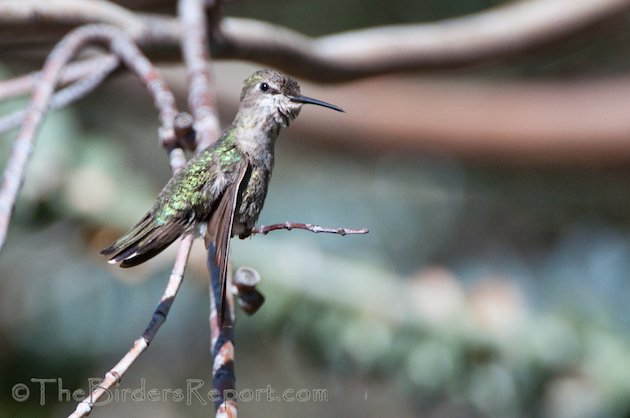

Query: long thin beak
288,95,344,112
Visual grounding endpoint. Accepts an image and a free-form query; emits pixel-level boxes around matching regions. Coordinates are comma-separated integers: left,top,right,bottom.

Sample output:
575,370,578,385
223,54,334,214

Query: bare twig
63,25,192,416
0,24,180,251
207,248,237,412
0,24,188,415
178,0,235,414
0,55,120,134
0,27,101,251
251,222,369,236
68,235,194,418
0,55,117,102
1,0,628,81
216,400,238,418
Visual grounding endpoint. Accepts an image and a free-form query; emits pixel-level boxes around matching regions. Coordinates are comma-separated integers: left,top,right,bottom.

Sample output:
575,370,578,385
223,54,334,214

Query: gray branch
0,0,628,81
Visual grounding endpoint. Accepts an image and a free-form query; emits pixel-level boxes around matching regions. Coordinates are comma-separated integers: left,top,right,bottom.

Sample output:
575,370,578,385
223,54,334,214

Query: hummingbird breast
233,163,272,236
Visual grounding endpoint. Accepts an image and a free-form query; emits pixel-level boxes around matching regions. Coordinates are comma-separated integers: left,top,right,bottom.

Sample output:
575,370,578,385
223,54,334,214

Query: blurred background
2,0,630,417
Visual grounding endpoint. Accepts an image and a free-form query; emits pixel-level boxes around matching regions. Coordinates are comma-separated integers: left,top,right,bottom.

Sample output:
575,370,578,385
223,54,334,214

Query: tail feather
101,214,184,267
118,238,178,268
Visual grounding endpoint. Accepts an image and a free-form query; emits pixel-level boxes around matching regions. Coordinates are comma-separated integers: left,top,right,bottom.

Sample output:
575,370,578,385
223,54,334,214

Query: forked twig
65,25,191,418
0,23,189,417
251,222,369,236
0,26,104,251
0,24,182,251
0,55,117,102
0,55,120,135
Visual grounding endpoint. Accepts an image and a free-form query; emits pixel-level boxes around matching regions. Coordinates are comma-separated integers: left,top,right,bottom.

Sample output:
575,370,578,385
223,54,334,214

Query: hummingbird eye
259,82,270,92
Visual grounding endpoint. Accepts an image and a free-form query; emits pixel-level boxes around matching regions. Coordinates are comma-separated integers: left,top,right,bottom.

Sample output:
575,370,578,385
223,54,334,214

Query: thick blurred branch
0,0,628,81
3,0,630,163
0,0,145,37
213,0,630,82
288,76,630,164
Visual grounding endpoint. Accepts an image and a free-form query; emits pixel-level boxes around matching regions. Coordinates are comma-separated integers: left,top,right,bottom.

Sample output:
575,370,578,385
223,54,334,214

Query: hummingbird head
239,70,343,127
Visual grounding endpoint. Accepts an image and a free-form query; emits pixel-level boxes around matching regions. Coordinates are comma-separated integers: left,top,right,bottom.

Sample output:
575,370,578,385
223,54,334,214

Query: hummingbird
101,69,343,324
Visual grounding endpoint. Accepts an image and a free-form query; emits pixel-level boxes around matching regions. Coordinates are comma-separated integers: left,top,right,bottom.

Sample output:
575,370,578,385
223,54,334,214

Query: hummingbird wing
100,208,190,268
101,136,239,268
100,166,200,268
205,161,250,326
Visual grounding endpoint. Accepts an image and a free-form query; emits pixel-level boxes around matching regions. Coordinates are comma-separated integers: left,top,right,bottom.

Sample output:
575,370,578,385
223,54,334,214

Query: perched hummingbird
101,69,343,323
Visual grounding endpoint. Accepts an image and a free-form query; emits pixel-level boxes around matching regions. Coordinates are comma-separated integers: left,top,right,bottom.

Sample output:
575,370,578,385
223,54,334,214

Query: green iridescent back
154,129,244,225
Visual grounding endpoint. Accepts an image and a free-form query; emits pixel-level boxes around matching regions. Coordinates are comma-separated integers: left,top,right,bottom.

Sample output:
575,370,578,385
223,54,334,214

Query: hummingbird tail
101,214,183,268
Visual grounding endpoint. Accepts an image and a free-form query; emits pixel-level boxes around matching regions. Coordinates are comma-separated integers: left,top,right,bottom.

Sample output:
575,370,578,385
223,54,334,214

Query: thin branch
179,0,235,415
0,25,188,415
0,27,101,251
62,25,191,416
0,24,180,251
251,222,369,236
0,55,120,135
67,235,194,418
1,0,629,81
207,248,237,413
0,55,117,102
